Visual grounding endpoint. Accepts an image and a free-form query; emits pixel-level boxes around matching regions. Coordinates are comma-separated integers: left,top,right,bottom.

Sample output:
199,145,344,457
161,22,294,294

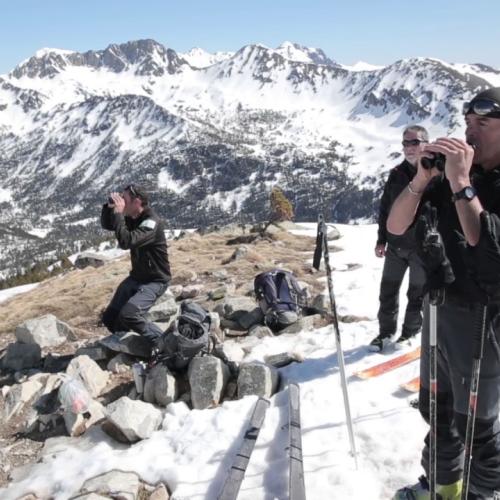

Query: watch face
464,187,475,199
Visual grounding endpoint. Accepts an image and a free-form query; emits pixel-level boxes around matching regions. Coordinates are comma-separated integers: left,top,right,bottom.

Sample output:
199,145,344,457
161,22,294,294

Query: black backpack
254,269,307,331
159,301,211,371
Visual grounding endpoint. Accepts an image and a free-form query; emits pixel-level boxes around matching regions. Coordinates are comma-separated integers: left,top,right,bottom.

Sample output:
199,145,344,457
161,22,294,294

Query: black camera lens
108,196,114,204
421,153,446,172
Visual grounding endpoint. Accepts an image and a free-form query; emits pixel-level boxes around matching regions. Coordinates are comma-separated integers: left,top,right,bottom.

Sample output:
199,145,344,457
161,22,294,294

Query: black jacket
377,160,418,249
101,204,171,284
423,165,500,302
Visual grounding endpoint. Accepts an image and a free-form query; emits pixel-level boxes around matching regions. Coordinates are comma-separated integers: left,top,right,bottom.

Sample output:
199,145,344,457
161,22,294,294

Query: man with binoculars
390,88,500,499
100,184,171,356
371,125,428,352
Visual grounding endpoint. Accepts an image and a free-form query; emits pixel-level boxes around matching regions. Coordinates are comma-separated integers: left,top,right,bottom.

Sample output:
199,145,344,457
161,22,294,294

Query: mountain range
0,38,499,277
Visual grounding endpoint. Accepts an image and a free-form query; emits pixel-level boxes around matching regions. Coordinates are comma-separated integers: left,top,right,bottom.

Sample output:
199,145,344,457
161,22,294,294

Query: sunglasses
402,139,427,147
463,99,500,118
124,184,138,197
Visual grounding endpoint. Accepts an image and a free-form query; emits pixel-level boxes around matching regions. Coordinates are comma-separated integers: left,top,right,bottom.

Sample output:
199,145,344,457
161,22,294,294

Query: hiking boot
393,475,462,499
368,333,392,352
394,333,418,350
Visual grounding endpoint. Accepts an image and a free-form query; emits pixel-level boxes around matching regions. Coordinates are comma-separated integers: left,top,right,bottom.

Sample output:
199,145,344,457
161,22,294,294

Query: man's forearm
452,190,482,246
386,181,424,235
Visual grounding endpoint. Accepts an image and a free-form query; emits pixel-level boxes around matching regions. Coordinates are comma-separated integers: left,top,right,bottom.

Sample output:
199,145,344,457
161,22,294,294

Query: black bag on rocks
254,269,307,331
159,301,211,371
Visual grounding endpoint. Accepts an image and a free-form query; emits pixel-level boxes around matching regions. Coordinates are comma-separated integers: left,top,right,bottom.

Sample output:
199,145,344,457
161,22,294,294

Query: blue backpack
254,269,306,331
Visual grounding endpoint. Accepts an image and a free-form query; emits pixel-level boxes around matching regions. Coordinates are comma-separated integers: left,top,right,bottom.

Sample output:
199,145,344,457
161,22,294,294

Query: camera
108,196,114,205
421,153,446,172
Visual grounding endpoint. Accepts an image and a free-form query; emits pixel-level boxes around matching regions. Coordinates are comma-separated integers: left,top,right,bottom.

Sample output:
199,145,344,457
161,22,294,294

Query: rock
216,343,245,364
80,470,140,500
104,397,162,442
178,285,201,299
326,224,341,240
66,355,110,398
2,379,43,422
170,269,197,286
264,352,304,368
312,293,329,312
168,284,183,298
339,314,371,323
143,363,178,407
74,251,111,269
15,314,77,347
248,325,274,338
223,245,249,263
107,353,134,374
220,318,246,332
69,494,110,500
150,483,170,500
237,363,279,398
279,314,323,334
208,311,221,333
63,399,105,437
208,286,227,301
75,345,110,362
214,296,257,320
43,353,73,372
99,332,152,358
2,342,41,371
188,356,230,410
211,269,229,281
237,307,264,330
145,290,178,321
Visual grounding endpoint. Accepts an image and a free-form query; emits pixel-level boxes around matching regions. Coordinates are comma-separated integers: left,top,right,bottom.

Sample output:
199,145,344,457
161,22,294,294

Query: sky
0,223,428,500
0,0,499,75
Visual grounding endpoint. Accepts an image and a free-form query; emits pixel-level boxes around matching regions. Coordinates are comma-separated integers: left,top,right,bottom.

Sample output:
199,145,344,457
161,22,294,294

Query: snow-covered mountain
0,38,499,275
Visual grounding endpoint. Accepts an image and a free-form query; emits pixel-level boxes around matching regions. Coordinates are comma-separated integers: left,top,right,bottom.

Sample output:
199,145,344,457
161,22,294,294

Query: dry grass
0,226,326,349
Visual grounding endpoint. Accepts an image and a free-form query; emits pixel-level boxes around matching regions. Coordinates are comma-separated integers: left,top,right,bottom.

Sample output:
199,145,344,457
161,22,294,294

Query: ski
400,376,420,393
218,397,270,500
288,383,306,500
353,347,421,379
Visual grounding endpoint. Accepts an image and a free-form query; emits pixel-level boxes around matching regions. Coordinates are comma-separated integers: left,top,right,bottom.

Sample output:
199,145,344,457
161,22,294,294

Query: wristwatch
451,186,477,203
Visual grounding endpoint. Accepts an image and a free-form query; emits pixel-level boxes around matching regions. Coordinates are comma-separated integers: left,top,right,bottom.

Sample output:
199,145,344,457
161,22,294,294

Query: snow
343,61,386,72
0,223,428,500
0,283,39,304
26,228,50,238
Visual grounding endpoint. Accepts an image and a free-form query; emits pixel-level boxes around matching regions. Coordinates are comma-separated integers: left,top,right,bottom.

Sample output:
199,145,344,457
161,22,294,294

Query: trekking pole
428,289,443,500
313,214,358,467
461,303,488,500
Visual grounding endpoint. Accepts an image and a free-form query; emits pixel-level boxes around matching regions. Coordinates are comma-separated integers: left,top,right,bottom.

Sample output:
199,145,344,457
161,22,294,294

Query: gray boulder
15,314,77,347
143,363,178,407
2,342,41,371
237,363,279,398
188,356,230,409
66,355,110,398
79,470,140,500
104,397,162,442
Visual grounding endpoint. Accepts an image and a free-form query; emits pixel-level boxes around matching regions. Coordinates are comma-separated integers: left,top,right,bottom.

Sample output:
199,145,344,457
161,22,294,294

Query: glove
415,203,455,293
456,211,500,302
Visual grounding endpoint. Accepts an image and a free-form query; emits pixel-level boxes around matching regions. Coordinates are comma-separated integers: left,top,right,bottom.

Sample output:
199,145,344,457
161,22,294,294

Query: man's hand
423,138,474,192
109,192,125,214
374,243,386,258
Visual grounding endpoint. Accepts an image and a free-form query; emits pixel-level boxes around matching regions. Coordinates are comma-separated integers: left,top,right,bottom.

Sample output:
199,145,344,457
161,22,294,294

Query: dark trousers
101,276,168,344
377,245,426,337
419,300,500,497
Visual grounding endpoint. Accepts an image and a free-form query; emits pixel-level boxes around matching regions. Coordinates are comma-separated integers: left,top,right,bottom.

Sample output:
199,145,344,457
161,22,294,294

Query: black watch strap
451,186,477,203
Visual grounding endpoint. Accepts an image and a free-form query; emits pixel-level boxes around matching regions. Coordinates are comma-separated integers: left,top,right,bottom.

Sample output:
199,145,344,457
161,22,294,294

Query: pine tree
270,187,294,222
